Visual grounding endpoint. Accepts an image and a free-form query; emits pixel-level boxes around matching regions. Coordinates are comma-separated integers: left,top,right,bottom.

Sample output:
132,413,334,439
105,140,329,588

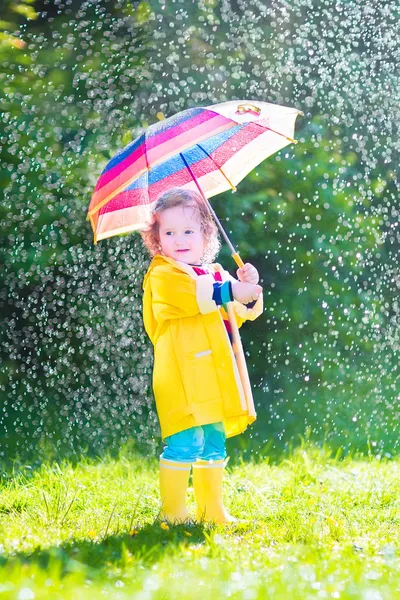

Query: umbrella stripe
111,123,241,194
89,114,234,215
145,109,217,150
94,135,145,192
180,172,234,198
207,122,264,165
99,161,214,215
95,167,234,242
99,187,150,214
142,121,262,187
99,164,194,214
145,107,202,139
89,150,147,212
145,114,233,165
99,133,145,176
98,109,201,178
98,109,222,179
212,128,293,189
96,203,155,242
128,125,241,187
90,122,210,213
195,123,243,155
98,123,266,216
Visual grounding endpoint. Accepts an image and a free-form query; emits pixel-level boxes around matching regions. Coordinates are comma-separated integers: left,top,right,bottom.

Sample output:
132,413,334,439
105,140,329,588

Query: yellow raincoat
142,255,263,440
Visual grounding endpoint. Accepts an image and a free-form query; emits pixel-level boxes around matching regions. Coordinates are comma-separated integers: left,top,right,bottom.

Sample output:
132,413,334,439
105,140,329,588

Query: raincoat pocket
189,349,221,404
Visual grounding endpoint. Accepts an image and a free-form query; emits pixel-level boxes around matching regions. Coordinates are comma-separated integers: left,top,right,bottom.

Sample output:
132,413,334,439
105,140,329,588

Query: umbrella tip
285,135,298,144
156,112,166,121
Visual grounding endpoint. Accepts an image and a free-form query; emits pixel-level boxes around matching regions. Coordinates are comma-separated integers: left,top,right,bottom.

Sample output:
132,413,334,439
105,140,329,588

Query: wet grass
1,444,399,599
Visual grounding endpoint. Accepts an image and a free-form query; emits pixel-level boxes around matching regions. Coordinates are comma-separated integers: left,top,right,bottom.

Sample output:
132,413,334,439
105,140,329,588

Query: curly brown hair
140,187,221,264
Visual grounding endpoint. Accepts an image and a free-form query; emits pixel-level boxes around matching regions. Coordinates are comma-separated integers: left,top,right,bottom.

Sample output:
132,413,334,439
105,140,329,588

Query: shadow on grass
0,521,211,580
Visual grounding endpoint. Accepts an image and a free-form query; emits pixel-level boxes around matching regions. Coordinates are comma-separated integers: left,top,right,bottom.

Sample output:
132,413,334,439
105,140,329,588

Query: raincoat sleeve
147,264,219,323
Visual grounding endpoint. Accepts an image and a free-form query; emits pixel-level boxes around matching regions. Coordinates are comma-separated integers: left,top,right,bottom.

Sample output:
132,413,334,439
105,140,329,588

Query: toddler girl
141,187,263,524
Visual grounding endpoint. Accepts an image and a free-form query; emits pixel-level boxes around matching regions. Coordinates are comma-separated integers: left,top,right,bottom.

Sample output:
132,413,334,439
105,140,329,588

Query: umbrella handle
231,252,245,269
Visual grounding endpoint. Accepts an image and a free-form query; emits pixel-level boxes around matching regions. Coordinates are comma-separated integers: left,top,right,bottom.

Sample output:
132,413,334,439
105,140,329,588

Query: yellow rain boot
159,458,191,524
192,459,236,524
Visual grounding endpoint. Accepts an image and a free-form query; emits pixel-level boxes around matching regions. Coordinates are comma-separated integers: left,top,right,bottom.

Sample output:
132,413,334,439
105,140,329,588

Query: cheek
192,234,202,246
158,236,168,251
159,234,169,245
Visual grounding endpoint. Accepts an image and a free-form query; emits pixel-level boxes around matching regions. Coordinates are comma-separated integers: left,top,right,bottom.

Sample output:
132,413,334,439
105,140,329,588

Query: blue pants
161,422,226,463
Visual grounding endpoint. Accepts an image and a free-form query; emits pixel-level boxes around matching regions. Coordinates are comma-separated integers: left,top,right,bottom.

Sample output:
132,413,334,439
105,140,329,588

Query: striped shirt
191,265,233,342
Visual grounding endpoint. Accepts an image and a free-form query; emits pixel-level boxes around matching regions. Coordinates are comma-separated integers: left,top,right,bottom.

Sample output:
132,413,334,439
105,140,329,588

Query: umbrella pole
205,200,245,270
179,152,245,269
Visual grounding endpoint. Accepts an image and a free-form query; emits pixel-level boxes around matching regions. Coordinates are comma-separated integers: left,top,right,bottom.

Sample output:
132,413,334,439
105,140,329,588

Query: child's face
158,203,205,265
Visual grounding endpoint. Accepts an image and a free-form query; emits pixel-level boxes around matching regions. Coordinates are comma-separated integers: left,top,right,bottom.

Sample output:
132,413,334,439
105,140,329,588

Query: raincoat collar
147,254,211,280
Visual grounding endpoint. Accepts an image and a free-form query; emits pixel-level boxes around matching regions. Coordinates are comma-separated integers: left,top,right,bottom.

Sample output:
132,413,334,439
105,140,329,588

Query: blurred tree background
1,0,399,465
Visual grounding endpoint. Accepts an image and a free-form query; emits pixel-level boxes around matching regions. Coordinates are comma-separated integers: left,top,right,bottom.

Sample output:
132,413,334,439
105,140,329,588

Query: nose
174,234,187,247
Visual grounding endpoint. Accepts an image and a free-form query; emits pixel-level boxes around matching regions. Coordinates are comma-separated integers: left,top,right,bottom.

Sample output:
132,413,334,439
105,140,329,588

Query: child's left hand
236,263,259,285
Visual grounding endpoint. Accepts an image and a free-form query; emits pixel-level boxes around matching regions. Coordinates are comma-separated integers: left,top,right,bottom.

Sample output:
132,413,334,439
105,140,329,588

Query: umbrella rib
196,143,237,192
143,131,150,171
251,120,298,144
179,151,207,202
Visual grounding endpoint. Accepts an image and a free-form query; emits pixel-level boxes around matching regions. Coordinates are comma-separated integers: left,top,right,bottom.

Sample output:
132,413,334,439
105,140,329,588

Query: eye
165,231,173,236
185,230,194,234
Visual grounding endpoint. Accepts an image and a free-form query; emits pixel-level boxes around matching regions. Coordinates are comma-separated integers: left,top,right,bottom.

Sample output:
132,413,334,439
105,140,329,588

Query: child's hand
231,281,262,305
236,263,259,285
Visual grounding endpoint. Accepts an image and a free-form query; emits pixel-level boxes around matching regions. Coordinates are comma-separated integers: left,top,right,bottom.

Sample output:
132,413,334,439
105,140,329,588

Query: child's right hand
231,281,262,304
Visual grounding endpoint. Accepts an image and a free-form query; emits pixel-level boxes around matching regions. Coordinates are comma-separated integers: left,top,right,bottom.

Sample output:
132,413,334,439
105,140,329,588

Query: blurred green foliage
0,0,398,464
214,123,396,456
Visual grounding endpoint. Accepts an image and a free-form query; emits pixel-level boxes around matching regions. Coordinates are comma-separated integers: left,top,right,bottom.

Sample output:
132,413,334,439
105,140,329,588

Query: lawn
0,445,399,599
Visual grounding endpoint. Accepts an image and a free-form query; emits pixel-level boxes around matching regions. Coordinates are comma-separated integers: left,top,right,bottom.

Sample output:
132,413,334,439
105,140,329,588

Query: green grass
1,444,399,599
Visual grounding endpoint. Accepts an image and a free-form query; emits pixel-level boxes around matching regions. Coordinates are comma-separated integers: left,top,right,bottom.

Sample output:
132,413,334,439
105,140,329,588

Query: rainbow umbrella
87,100,302,267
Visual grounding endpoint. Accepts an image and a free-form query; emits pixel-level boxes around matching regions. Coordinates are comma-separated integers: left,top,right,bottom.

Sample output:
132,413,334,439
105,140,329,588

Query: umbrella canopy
88,100,302,243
